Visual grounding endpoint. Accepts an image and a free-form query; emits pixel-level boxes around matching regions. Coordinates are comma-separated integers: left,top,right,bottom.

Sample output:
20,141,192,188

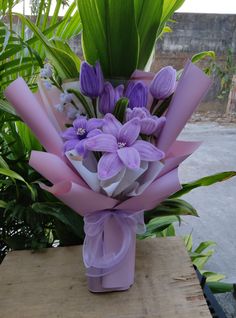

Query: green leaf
113,98,129,122
0,200,7,208
145,198,198,223
0,168,36,200
194,241,216,254
77,0,139,78
135,0,164,69
31,202,84,240
207,282,235,294
139,215,180,239
171,171,236,198
157,0,185,38
183,234,193,252
14,13,79,80
200,271,225,283
191,51,216,64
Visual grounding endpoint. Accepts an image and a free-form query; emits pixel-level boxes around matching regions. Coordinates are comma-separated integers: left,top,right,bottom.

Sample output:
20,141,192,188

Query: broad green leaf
171,171,236,198
191,51,216,64
50,38,81,72
0,168,36,200
194,241,216,254
192,250,214,270
0,200,7,208
207,282,235,294
139,215,180,239
145,198,198,223
200,271,225,282
135,0,164,69
32,202,84,239
77,0,139,78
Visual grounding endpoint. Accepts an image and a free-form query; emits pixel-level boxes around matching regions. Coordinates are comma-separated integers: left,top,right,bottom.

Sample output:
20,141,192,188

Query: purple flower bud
79,61,104,98
150,66,176,100
99,83,124,115
125,81,148,109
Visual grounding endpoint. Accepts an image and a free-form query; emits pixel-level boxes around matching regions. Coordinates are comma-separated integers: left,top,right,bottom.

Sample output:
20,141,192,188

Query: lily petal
117,147,140,170
103,113,122,138
87,129,102,138
73,116,87,130
98,152,124,180
87,118,103,132
75,139,87,156
132,140,165,161
64,139,78,152
85,133,117,152
140,118,158,135
118,118,140,146
61,127,77,140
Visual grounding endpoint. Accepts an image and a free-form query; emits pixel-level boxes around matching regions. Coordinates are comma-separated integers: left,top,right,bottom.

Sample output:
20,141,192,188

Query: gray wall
152,13,236,111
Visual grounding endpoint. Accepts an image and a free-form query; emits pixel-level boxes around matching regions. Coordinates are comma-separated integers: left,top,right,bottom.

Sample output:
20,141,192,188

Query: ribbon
83,210,146,278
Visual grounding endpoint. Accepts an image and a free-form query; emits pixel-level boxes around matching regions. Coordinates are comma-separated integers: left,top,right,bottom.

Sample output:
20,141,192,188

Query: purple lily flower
79,61,104,98
150,66,176,100
126,107,166,137
85,114,164,180
61,116,103,156
99,82,124,114
125,81,148,109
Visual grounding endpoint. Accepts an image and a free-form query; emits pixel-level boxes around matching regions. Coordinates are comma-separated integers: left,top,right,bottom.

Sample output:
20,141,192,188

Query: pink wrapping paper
157,61,212,152
4,78,63,158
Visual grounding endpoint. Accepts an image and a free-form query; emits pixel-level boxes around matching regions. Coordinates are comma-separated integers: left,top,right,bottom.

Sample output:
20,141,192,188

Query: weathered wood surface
0,237,211,318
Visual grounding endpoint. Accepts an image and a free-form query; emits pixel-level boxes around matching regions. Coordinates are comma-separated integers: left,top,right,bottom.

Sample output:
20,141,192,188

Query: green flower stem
67,89,94,118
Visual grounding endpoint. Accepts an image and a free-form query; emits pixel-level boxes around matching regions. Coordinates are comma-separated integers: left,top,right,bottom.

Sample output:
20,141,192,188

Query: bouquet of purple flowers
4,59,211,292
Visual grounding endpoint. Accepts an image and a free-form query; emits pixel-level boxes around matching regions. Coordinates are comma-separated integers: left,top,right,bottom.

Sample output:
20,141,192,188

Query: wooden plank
0,237,211,318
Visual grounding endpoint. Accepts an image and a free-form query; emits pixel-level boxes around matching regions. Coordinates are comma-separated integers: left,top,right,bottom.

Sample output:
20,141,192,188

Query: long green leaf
145,198,198,223
14,13,79,80
171,171,236,198
0,168,35,200
135,0,164,69
77,0,139,78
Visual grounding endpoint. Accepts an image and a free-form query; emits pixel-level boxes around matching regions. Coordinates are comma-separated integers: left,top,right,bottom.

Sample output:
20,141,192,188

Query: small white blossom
44,81,52,90
55,103,65,113
40,63,53,78
60,92,73,104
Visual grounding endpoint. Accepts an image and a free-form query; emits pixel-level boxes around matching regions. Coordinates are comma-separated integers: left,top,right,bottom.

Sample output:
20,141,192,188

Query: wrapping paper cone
157,61,212,152
4,78,63,158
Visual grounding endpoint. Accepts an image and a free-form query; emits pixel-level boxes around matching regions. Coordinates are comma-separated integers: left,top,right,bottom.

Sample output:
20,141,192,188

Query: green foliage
0,110,84,261
211,49,236,100
77,0,185,77
171,171,236,199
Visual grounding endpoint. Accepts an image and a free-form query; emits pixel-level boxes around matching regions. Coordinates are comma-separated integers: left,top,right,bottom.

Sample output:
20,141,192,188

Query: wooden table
0,237,211,318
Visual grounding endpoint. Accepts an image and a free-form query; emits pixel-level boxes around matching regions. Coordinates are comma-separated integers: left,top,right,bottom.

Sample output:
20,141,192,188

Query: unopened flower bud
99,82,124,114
79,61,104,98
125,81,148,109
150,66,176,100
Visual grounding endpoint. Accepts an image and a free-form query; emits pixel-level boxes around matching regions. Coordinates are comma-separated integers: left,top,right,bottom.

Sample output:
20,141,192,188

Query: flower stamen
117,142,126,149
77,127,86,136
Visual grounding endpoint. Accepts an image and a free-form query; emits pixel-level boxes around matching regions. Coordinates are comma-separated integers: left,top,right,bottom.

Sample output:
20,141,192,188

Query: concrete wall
152,13,236,113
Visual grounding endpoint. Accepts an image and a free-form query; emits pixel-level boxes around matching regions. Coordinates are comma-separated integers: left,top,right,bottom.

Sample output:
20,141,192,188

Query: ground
176,121,236,317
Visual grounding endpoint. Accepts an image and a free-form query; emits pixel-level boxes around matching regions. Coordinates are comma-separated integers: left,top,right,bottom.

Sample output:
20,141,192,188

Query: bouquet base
84,211,138,293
